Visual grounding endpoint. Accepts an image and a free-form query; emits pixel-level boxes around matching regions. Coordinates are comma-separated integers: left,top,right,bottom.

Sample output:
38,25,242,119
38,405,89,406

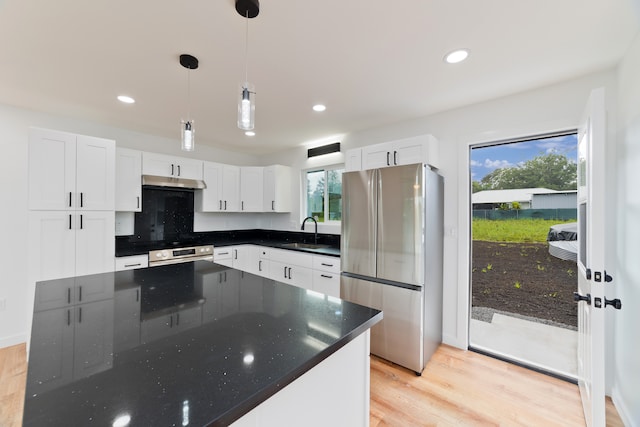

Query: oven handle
148,255,214,267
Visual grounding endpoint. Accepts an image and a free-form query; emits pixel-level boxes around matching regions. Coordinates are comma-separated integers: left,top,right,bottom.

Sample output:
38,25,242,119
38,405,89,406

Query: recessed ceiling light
312,104,326,112
444,49,469,64
245,131,255,136
117,95,135,104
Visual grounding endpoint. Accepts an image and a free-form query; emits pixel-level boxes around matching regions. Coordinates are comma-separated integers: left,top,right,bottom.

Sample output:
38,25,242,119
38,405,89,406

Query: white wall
0,103,259,347
613,31,640,426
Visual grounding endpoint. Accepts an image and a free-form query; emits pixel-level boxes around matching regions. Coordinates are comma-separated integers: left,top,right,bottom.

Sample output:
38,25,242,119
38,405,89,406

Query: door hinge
586,268,592,280
573,292,591,305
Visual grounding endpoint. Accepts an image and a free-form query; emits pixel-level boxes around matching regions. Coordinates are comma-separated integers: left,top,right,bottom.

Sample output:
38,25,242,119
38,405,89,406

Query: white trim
611,387,633,427
0,334,27,349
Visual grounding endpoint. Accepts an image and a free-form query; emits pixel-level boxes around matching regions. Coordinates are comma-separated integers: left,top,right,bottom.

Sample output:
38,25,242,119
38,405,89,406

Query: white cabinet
115,148,142,212
29,128,115,211
142,152,203,180
115,254,149,271
263,165,292,212
345,149,362,172
196,162,240,212
360,134,439,170
29,211,115,282
269,248,313,289
214,246,234,267
27,298,114,395
240,167,264,212
312,255,341,298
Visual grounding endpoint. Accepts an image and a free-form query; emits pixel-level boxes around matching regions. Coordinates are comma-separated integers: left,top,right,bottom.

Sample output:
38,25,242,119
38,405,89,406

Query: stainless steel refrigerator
340,163,443,374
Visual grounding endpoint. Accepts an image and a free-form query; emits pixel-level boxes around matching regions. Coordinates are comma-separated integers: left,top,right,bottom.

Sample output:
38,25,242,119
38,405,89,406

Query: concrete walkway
470,312,578,379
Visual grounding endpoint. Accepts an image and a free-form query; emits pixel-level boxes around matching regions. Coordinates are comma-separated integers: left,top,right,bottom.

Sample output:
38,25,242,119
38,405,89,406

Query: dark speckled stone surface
24,261,381,427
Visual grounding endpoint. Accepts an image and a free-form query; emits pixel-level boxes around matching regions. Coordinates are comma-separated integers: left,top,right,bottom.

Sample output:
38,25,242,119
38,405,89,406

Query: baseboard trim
0,334,27,349
611,387,634,427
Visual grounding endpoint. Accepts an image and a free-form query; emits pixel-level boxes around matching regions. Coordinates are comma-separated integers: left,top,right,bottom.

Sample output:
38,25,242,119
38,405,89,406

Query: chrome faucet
301,216,318,244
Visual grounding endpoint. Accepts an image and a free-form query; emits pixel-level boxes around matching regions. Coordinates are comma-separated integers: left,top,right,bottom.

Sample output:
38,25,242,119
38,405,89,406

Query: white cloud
470,160,482,167
484,159,512,169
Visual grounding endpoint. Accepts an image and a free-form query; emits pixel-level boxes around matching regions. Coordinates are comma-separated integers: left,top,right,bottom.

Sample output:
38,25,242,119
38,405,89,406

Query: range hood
142,174,207,190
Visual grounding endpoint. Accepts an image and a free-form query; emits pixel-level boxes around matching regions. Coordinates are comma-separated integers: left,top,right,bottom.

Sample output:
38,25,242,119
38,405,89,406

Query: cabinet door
28,211,76,282
175,157,203,180
197,162,223,212
75,135,115,210
240,167,264,212
232,245,249,271
288,265,313,290
142,152,175,177
361,143,392,170
28,128,76,210
391,137,425,166
174,306,202,332
263,165,291,212
345,149,363,172
75,211,115,277
27,307,74,394
115,148,142,212
221,165,241,211
73,299,114,379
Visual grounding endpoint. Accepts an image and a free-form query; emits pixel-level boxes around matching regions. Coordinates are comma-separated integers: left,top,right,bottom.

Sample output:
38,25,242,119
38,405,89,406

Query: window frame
302,164,344,225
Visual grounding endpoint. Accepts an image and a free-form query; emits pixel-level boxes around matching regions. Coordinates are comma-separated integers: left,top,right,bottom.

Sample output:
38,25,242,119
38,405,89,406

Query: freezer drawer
341,274,424,373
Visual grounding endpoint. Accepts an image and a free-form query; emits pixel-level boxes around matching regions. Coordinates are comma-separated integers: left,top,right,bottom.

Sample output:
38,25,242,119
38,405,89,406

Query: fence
472,208,577,221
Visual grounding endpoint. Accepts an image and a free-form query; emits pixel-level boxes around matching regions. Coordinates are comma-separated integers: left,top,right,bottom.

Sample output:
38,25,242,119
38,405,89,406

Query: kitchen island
23,261,382,426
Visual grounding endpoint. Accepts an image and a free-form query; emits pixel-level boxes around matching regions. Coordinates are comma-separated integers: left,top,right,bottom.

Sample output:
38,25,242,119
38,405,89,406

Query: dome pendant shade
179,54,199,70
235,0,259,18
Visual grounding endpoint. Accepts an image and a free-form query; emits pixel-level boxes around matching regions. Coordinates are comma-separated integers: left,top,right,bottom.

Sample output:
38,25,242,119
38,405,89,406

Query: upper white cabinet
240,167,264,212
29,128,115,211
142,152,203,180
263,165,291,212
195,162,240,212
356,134,439,171
115,148,142,212
345,149,362,172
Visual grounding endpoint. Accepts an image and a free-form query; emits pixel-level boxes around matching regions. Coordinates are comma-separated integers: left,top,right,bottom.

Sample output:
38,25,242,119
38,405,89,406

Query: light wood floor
0,343,623,427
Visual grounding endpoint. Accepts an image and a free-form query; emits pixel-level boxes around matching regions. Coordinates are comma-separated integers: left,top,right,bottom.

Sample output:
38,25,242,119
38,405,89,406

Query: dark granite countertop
116,229,341,258
24,261,381,426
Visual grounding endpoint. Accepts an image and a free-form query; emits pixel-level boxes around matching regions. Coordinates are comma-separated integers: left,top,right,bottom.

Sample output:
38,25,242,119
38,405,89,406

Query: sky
470,133,578,181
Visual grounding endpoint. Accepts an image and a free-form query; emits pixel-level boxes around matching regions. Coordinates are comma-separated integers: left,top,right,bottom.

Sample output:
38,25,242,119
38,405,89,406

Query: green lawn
472,218,575,243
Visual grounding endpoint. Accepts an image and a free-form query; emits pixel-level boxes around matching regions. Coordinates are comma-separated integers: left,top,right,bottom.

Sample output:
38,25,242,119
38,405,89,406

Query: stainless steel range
148,244,214,266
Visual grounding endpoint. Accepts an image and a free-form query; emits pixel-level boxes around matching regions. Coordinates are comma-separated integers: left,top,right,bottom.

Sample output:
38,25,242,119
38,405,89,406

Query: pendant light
236,0,259,131
180,54,198,151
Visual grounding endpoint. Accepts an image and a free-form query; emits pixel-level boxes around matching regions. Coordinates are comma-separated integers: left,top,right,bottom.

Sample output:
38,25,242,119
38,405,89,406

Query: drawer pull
320,263,334,267
124,263,141,268
321,274,333,279
218,251,229,255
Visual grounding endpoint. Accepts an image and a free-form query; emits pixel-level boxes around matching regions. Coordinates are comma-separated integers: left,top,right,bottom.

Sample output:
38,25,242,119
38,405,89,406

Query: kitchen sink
280,242,331,250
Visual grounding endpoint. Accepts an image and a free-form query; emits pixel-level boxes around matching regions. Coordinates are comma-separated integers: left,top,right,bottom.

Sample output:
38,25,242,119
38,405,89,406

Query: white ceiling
0,0,638,155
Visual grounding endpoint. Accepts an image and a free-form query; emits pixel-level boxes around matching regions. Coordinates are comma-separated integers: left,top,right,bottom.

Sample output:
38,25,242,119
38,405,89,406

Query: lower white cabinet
115,254,149,271
214,246,234,267
29,210,115,282
269,248,313,289
27,299,114,395
311,255,341,298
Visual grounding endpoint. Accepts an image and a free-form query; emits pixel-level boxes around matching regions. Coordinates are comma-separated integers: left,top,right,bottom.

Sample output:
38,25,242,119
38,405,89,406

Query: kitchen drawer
312,270,340,298
214,247,233,266
269,248,313,268
312,255,340,274
115,255,148,271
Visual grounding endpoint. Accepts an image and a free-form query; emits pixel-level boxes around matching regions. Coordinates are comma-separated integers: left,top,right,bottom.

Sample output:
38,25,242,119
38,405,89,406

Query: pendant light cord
244,10,249,85
187,66,191,120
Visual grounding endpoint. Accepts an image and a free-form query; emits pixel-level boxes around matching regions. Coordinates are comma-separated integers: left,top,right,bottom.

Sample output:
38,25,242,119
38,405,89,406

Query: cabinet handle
69,214,72,230
67,287,71,304
224,271,227,281
386,152,390,166
176,313,180,325
177,165,181,176
137,196,140,209
272,201,275,211
289,267,293,280
124,263,141,268
321,263,333,267
69,192,72,207
171,164,175,176
283,266,287,278
219,200,223,210
241,201,244,210
219,251,229,255
78,306,82,324
67,309,71,326
393,151,398,165
80,192,84,208
234,249,238,260
321,274,333,279
224,200,227,210
78,285,82,302
136,289,139,302
259,260,262,271
80,214,83,230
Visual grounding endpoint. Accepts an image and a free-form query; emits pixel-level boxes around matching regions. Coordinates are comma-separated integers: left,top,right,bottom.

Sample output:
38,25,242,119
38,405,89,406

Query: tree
479,153,576,191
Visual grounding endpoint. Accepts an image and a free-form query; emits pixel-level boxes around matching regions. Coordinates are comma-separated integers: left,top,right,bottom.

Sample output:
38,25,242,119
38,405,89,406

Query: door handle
137,196,140,209
171,164,175,176
386,152,390,166
573,292,591,305
177,165,181,176
393,150,398,165
80,192,83,208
